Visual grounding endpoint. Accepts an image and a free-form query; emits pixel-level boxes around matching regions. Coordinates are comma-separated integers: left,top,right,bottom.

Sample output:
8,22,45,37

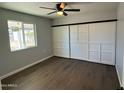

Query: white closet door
53,26,69,58
89,22,116,65
99,22,115,65
70,24,88,60
70,25,78,59
78,24,89,60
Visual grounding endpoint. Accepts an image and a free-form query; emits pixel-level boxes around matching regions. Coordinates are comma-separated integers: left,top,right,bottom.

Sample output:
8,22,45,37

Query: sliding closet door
78,24,89,60
70,25,79,59
89,22,116,65
70,24,88,60
53,26,69,58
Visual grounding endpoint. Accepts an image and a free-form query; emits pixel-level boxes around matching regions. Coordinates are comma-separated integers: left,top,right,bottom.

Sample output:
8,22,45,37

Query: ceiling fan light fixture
57,11,63,15
40,2,80,16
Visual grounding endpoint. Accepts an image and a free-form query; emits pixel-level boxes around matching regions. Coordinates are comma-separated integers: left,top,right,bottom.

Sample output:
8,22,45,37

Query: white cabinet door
53,26,69,58
70,24,88,60
89,22,116,65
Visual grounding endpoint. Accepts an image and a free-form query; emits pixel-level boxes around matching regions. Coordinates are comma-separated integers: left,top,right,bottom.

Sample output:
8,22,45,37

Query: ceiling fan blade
64,9,80,12
39,7,56,10
47,11,57,15
63,12,68,16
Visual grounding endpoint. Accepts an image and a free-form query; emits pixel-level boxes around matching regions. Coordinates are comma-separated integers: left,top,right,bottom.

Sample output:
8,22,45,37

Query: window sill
10,45,37,52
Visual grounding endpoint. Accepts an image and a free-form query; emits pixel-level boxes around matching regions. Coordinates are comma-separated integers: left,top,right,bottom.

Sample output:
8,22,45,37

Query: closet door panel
89,51,100,62
54,48,69,58
53,27,69,42
78,43,88,60
70,25,78,59
71,43,88,60
89,24,101,43
70,25,78,43
88,43,100,62
101,52,113,64
101,43,115,65
78,25,89,60
89,43,100,52
53,26,69,58
71,43,80,59
89,22,115,43
89,22,116,65
97,22,115,43
78,25,89,43
70,24,88,60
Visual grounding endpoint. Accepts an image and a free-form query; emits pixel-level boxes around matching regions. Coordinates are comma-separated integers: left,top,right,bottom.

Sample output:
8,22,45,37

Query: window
8,20,37,51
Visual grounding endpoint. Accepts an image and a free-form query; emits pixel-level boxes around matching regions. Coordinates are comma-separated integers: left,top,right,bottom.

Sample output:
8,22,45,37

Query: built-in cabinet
52,22,116,65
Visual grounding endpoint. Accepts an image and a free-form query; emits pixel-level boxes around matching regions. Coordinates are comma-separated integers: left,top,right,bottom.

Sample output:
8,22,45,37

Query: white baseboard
121,69,124,88
116,65,122,87
0,55,53,80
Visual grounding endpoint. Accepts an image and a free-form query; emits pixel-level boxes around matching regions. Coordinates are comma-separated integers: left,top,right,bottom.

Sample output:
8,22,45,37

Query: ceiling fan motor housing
56,3,63,11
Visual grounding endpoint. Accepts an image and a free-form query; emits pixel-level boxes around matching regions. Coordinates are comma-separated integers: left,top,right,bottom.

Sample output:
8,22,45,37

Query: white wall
53,10,117,25
116,3,124,87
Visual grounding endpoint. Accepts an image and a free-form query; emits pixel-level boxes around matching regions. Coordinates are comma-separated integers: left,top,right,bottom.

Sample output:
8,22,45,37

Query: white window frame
8,20,37,52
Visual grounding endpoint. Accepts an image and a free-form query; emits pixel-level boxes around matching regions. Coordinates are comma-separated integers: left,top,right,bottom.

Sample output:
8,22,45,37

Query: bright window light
8,20,37,52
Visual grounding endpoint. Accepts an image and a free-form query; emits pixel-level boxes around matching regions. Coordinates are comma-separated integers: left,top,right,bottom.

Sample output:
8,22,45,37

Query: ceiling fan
39,3,80,16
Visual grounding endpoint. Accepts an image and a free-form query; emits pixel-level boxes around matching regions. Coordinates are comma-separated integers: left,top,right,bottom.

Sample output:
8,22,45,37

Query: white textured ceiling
0,2,118,19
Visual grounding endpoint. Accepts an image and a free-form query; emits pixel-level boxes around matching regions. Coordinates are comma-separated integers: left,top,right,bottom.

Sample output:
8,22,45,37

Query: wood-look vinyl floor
1,56,120,90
